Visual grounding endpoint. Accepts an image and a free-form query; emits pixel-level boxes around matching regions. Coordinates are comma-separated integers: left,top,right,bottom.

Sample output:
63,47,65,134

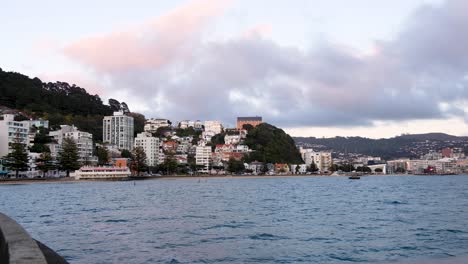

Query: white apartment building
134,132,160,167
204,121,223,134
0,114,30,157
179,120,203,130
300,147,332,172
202,131,216,142
144,118,170,133
224,134,241,145
196,146,212,173
103,111,134,150
49,125,94,162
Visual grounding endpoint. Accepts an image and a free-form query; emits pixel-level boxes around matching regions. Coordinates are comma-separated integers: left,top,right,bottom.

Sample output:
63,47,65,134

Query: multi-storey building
134,132,160,167
236,116,262,129
49,125,94,162
300,147,332,172
195,146,211,173
179,120,203,130
144,119,170,133
204,120,223,134
0,114,30,157
103,111,134,150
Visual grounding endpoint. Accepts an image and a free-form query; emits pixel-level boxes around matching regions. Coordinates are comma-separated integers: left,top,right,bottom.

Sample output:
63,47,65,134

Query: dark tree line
0,68,144,141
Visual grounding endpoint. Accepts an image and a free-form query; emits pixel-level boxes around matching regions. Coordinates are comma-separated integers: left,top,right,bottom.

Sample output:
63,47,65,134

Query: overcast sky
2,0,468,138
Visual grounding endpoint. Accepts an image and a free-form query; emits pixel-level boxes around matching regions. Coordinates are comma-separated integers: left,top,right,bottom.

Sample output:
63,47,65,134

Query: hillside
245,123,304,164
0,67,144,140
294,133,468,159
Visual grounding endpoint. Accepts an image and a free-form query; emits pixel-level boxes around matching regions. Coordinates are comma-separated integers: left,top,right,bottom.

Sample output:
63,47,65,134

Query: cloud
64,0,232,72
63,0,468,128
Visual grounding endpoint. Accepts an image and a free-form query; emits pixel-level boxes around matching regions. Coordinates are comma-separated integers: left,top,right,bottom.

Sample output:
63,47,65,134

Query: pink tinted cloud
63,0,232,72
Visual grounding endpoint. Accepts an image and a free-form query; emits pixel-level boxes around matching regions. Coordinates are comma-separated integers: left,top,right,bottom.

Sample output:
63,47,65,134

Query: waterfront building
236,116,262,129
103,111,134,150
144,118,170,133
274,163,290,173
386,159,410,173
49,125,94,163
0,114,30,157
195,146,212,173
290,164,307,174
71,166,131,180
204,121,223,134
300,147,332,172
134,132,160,167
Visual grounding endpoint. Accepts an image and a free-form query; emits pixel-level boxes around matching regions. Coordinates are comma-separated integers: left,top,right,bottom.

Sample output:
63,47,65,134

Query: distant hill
0,67,144,140
396,133,468,141
294,133,468,160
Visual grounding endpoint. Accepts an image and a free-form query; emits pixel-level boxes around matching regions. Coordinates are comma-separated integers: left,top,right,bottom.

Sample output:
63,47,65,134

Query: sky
2,0,468,139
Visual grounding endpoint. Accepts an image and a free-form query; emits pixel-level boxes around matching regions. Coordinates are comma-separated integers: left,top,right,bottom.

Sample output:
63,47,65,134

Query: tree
227,158,245,174
395,167,406,173
308,162,318,172
327,164,338,172
108,98,121,112
4,135,29,178
36,151,56,177
242,124,254,132
96,146,109,165
120,102,130,113
161,153,178,175
121,149,132,159
131,147,147,176
58,137,81,177
356,166,372,173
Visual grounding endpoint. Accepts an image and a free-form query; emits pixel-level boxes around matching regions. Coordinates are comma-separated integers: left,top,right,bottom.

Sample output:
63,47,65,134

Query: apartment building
195,146,211,173
134,132,160,167
103,111,134,150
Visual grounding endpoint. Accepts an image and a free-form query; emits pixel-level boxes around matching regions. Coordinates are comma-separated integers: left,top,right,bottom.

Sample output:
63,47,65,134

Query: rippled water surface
1,175,468,264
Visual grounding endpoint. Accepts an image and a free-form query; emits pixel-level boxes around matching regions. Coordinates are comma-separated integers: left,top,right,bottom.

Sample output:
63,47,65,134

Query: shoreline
0,173,465,185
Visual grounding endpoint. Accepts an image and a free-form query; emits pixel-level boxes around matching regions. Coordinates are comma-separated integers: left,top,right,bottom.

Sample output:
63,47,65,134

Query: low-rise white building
144,118,171,133
134,132,160,167
179,120,203,130
204,120,223,134
224,134,241,145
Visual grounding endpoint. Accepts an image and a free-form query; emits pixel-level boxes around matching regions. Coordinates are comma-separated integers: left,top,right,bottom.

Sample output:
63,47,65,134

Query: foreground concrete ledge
0,213,47,263
0,213,68,264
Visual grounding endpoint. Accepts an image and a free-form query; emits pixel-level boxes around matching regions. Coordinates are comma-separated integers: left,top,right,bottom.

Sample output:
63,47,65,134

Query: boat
348,172,362,179
71,166,131,180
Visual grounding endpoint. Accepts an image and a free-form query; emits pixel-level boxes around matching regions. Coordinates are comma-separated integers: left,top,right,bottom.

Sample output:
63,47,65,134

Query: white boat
71,166,131,180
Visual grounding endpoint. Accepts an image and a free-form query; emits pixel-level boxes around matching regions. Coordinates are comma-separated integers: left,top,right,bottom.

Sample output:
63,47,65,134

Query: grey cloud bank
64,0,468,128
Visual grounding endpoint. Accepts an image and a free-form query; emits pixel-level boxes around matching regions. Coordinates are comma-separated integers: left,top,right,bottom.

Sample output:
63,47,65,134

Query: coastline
0,173,464,185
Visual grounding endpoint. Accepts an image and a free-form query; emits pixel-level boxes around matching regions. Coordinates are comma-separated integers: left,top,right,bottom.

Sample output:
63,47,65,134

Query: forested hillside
0,68,144,140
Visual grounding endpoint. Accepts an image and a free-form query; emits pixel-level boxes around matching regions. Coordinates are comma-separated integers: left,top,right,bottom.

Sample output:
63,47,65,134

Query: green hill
0,67,144,140
244,123,303,164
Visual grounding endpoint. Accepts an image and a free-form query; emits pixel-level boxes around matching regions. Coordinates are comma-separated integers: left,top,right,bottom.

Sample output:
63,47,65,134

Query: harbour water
1,175,468,263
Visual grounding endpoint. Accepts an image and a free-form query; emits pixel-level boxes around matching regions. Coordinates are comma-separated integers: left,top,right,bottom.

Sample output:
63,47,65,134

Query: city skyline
2,0,468,138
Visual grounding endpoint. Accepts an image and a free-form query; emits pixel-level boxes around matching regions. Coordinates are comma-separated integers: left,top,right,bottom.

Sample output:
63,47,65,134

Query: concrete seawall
0,213,68,264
